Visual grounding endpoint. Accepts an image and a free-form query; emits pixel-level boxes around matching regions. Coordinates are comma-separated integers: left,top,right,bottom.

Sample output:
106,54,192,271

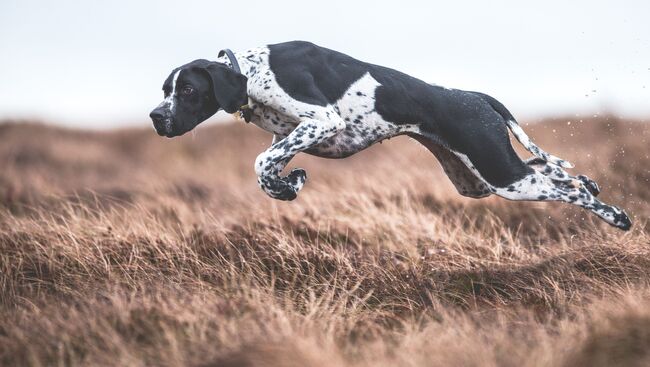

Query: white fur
168,69,181,113
156,69,181,115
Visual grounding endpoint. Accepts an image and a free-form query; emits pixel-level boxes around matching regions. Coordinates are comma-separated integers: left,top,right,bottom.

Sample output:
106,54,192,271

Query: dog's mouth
153,121,192,138
153,118,176,137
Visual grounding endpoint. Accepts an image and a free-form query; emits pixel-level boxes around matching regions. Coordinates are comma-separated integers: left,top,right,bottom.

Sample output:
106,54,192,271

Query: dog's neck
215,47,268,80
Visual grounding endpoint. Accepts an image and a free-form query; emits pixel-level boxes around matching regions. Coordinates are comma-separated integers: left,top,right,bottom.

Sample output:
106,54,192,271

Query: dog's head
149,59,247,137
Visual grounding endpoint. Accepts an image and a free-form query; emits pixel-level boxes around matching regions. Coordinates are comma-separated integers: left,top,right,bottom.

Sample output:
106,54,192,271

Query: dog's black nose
149,109,165,122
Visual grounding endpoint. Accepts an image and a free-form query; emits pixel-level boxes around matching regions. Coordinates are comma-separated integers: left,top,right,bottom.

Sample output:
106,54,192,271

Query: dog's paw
275,186,298,201
258,169,308,201
258,175,299,201
598,205,632,231
612,207,632,231
275,184,298,201
274,169,307,201
287,168,307,192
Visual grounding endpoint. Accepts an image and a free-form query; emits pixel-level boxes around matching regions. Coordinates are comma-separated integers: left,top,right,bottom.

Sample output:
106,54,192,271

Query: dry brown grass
0,116,649,366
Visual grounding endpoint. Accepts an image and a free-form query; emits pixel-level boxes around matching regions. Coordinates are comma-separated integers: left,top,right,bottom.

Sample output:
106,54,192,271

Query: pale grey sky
1,0,649,128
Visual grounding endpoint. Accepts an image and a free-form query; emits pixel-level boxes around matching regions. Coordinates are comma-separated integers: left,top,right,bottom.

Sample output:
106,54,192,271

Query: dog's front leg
254,117,345,200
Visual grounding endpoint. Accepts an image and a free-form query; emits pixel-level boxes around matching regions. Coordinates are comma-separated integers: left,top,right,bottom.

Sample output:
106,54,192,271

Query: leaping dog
150,41,632,230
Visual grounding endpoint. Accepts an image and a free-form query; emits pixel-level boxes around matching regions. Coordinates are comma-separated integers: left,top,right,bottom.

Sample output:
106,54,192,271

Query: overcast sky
0,0,648,128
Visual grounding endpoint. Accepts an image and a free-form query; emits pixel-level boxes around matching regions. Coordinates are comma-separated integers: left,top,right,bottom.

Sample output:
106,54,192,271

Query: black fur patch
267,41,532,187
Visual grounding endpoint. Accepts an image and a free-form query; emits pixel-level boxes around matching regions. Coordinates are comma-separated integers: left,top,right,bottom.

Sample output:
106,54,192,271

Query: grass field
0,116,649,366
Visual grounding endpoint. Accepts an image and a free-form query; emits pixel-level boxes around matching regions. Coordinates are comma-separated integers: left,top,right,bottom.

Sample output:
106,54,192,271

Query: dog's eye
182,86,194,95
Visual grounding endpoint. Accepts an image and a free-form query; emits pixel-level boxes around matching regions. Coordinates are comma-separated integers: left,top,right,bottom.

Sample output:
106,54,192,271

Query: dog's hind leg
410,134,492,198
424,139,631,229
417,124,630,229
525,157,600,196
414,93,630,229
494,171,632,230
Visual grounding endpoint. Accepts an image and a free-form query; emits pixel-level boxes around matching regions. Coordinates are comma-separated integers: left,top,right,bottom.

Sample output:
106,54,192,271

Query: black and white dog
150,41,632,230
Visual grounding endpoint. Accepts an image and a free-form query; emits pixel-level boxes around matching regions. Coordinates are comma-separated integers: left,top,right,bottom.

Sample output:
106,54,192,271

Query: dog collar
218,48,241,73
218,48,251,123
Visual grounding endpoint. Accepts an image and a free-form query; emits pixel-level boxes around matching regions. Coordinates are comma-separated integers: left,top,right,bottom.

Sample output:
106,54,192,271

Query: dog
150,41,632,230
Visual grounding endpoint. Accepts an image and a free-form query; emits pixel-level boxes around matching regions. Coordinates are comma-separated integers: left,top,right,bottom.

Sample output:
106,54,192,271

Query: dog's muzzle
149,107,173,136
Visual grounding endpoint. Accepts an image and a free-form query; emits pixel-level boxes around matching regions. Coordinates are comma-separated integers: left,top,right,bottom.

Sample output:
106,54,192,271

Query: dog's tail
472,92,574,169
505,119,574,168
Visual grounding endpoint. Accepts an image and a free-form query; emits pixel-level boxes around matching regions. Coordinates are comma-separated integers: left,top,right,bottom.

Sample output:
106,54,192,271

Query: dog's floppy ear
204,63,248,114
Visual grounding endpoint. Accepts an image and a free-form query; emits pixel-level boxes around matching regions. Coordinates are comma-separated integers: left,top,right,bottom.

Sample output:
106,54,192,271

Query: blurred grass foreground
0,116,649,366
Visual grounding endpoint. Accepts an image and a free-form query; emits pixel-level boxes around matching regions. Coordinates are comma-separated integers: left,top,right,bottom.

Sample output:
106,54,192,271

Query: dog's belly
307,73,420,158
305,114,404,158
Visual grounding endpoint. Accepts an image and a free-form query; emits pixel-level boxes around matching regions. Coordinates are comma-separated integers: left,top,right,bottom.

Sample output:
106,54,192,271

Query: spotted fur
151,41,632,230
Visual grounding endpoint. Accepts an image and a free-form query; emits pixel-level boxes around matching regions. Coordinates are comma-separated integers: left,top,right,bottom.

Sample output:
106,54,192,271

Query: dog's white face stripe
167,69,182,113
153,69,182,133
158,69,182,111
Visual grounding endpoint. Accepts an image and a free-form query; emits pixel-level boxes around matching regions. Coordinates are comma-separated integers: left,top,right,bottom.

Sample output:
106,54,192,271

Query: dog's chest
247,102,299,136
